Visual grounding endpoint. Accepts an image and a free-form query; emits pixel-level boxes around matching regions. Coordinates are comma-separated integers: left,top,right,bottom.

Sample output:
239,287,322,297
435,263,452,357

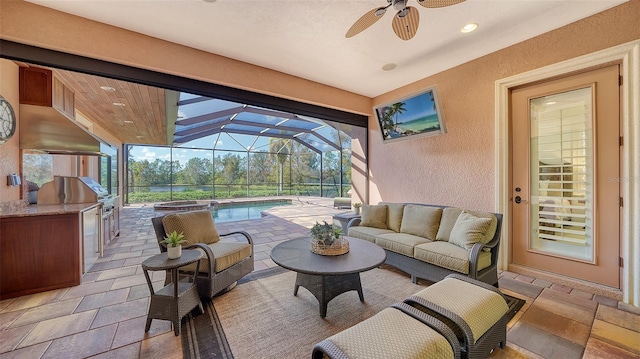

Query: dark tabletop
270,237,386,276
142,250,202,271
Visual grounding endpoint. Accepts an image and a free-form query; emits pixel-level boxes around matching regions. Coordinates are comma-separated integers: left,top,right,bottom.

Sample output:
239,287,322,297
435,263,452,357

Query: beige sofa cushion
399,205,442,240
181,241,252,273
325,307,455,359
379,202,405,232
360,204,388,229
449,211,494,250
376,233,432,257
413,241,492,274
435,207,464,241
162,210,220,245
348,226,395,243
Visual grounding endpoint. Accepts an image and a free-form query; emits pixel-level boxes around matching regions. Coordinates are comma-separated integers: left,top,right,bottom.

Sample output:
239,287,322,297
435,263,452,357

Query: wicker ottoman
312,303,460,359
404,274,509,358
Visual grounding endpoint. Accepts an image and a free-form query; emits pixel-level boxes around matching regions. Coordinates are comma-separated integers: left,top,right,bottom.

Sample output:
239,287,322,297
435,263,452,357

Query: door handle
514,196,528,204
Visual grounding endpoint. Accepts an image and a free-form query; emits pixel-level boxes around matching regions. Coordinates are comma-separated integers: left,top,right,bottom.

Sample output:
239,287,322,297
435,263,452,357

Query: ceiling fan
346,0,466,41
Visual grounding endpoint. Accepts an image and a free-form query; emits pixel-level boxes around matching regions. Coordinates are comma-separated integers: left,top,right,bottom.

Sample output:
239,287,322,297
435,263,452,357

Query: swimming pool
212,201,291,223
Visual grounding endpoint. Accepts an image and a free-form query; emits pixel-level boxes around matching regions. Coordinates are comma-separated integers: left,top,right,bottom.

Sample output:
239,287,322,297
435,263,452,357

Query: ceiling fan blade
345,7,388,38
392,6,419,41
417,0,465,9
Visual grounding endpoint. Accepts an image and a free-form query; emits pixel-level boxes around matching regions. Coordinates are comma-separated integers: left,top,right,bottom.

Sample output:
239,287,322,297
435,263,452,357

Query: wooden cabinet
19,67,75,119
0,213,82,299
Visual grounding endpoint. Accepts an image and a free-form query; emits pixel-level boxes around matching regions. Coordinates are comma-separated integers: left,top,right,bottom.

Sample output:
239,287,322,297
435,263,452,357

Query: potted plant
353,202,362,215
161,230,187,259
310,221,341,246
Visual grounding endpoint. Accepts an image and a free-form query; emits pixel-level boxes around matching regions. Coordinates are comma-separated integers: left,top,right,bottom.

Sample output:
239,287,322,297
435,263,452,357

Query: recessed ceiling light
100,86,116,91
461,23,478,33
382,63,397,71
124,120,134,124
545,101,557,105
136,135,145,138
112,102,126,107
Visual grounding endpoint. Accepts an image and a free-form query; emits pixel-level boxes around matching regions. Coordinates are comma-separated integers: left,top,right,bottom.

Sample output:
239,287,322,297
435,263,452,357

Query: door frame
495,39,640,307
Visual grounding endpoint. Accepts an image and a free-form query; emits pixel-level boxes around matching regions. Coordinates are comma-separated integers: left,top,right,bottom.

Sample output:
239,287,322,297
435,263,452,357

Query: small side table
142,250,203,336
333,212,361,233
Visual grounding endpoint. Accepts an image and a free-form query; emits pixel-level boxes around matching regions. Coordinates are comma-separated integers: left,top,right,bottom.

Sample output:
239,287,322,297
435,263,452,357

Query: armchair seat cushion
376,233,432,257
413,242,491,274
183,242,252,273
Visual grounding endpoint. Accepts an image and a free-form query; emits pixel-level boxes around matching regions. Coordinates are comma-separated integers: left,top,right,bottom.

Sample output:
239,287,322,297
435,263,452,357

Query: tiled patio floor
0,197,638,358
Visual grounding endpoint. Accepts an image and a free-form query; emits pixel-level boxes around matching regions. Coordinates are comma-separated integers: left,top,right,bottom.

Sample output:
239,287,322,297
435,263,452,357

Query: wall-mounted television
374,86,447,143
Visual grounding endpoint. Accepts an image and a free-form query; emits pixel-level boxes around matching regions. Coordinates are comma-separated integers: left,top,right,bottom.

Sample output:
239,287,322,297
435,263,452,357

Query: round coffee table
270,237,386,317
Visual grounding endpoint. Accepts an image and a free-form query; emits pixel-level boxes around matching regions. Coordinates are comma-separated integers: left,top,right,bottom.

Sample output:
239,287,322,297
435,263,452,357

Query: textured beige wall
0,60,21,203
369,1,640,210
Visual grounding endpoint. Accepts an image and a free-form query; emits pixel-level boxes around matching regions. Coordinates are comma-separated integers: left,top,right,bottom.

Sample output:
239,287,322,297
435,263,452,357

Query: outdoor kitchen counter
0,203,102,299
0,202,101,218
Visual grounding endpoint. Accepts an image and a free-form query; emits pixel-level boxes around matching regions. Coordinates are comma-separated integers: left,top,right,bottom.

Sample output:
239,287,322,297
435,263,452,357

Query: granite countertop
0,203,102,218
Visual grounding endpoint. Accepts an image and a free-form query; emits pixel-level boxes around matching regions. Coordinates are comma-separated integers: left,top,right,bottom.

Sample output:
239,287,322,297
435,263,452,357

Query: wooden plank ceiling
51,67,170,145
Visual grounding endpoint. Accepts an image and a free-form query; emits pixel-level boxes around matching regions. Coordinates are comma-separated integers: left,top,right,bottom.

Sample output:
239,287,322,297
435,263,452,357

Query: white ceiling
27,0,626,98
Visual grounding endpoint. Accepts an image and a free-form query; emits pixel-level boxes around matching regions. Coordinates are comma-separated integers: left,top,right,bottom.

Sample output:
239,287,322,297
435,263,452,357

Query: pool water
212,202,291,223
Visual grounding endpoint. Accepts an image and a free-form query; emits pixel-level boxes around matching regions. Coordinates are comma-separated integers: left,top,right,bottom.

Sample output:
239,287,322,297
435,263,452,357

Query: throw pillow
380,202,405,232
435,207,463,241
449,211,493,250
360,204,388,229
399,205,442,240
162,210,220,245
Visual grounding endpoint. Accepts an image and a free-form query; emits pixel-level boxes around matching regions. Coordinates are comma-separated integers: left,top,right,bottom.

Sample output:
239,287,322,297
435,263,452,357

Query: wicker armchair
151,210,254,298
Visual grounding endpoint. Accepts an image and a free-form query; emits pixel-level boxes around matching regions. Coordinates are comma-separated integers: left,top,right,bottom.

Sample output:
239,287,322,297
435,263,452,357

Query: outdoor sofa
346,202,502,286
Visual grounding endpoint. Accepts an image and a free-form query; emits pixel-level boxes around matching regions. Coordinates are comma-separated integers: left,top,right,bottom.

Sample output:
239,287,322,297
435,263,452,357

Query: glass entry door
511,65,620,288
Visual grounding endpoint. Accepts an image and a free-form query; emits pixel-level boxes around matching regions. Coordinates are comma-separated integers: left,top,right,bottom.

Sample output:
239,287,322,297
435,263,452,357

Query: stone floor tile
0,310,24,331
17,310,97,348
0,324,36,353
10,297,83,328
498,277,544,299
139,331,183,359
41,324,117,359
75,288,130,313
519,305,591,346
0,342,49,359
111,315,171,349
570,288,594,300
254,260,269,272
109,274,148,290
590,319,640,355
1,290,65,313
90,298,149,329
0,299,15,313
583,338,639,359
110,251,143,260
533,296,595,326
539,287,598,311
596,304,640,332
515,274,535,283
489,341,545,358
123,256,152,266
550,283,573,294
81,272,102,283
61,280,115,300
87,260,126,273
594,294,619,308
95,266,138,281
508,322,585,359
531,278,553,288
88,343,140,359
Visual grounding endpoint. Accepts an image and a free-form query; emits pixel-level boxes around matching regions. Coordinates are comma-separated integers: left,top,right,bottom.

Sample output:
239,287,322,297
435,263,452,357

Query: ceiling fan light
397,7,410,18
392,0,408,11
461,23,478,33
374,7,387,17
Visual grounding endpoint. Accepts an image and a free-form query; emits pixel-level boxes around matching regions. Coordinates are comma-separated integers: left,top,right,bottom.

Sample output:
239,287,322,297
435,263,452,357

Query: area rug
182,266,525,359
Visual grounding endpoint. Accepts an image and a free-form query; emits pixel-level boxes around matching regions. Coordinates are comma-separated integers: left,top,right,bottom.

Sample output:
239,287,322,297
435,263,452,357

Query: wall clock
0,96,17,144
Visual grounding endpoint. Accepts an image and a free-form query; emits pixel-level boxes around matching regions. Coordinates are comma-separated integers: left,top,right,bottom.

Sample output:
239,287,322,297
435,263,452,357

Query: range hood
19,104,111,156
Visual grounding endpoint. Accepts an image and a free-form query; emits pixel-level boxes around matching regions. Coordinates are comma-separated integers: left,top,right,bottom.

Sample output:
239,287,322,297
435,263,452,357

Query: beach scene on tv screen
377,90,442,141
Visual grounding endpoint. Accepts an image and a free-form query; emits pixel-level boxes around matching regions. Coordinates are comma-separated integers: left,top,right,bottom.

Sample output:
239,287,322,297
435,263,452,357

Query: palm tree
389,101,407,132
269,138,290,193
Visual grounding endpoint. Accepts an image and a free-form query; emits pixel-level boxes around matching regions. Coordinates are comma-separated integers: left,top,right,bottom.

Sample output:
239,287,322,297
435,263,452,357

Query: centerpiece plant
161,230,187,259
310,221,342,246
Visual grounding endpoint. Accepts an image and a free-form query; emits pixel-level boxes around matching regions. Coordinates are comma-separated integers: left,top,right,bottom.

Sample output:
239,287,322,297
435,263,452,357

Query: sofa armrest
221,231,254,246
346,217,362,229
183,243,216,276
